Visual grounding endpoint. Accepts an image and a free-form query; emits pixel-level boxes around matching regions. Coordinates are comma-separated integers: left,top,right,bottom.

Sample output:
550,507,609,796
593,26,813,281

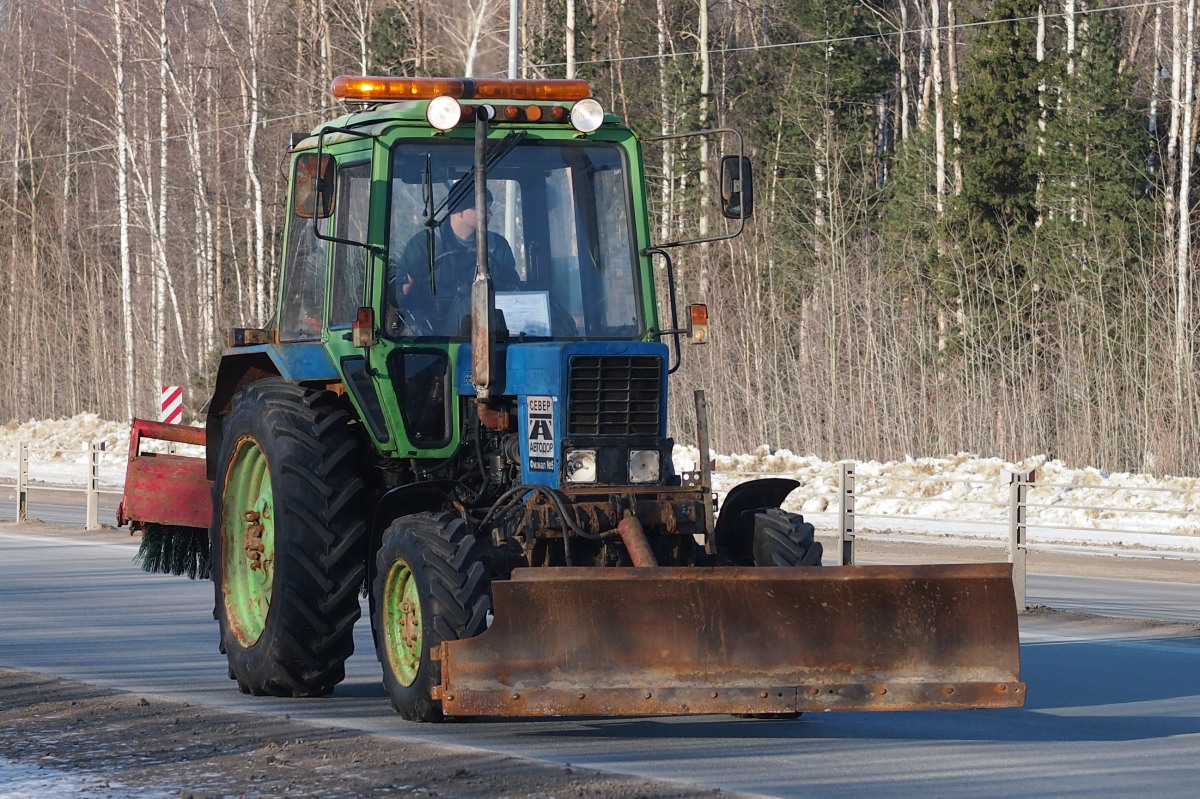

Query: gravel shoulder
0,667,736,799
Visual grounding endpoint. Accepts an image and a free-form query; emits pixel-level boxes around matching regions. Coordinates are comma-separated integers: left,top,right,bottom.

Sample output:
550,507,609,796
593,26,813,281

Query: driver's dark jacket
390,224,519,336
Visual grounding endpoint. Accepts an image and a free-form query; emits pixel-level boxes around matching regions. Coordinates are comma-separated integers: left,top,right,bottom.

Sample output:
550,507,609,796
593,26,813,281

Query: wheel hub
221,438,276,647
384,562,423,687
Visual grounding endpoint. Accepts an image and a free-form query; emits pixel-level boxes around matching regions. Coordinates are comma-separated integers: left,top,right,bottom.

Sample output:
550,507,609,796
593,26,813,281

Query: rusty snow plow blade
436,562,1024,717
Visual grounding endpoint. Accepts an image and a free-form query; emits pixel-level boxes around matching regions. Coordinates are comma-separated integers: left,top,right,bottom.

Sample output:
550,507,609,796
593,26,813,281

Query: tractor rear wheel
752,508,823,567
372,512,489,722
209,378,366,697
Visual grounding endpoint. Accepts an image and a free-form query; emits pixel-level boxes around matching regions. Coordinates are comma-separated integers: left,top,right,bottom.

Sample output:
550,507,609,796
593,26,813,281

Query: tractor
118,76,1024,721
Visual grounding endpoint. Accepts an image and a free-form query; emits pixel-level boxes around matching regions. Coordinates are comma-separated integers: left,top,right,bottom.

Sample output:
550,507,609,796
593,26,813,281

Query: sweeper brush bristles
135,524,211,579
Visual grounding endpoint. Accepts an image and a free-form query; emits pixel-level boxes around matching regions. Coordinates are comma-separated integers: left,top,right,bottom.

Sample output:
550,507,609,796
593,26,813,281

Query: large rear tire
372,512,489,722
209,378,366,697
752,508,823,567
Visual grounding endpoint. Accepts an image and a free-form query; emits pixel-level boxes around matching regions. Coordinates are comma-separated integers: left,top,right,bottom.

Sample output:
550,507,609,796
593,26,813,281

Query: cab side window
278,209,329,341
330,162,371,327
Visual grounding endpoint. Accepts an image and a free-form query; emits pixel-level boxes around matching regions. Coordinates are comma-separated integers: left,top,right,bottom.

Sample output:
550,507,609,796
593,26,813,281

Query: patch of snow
673,444,1200,554
0,755,171,799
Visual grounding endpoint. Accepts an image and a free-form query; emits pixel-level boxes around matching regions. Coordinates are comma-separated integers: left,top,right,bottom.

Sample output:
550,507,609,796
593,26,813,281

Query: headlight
629,450,660,484
564,449,597,483
569,99,604,132
426,95,462,130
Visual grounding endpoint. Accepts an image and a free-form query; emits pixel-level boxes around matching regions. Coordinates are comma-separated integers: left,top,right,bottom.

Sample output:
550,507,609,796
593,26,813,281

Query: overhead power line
528,0,1171,70
0,107,337,168
0,0,1175,169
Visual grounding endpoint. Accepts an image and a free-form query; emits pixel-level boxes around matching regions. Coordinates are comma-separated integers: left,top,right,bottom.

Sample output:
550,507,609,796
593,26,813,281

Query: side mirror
293,153,336,219
719,155,753,220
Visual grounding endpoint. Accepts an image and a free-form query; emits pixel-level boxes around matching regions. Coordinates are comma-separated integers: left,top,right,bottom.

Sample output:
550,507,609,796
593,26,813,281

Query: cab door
323,157,396,446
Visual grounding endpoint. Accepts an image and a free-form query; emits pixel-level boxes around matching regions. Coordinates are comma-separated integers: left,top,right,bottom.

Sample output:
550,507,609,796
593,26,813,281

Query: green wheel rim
382,559,423,687
221,437,275,647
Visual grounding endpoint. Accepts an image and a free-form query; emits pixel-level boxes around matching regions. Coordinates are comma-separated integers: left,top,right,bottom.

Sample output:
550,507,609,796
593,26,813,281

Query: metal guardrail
6,440,1200,612
0,441,119,531
718,462,1200,612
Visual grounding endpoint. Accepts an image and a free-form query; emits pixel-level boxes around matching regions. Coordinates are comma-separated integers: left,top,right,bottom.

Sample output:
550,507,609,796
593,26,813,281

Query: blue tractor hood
454,340,670,488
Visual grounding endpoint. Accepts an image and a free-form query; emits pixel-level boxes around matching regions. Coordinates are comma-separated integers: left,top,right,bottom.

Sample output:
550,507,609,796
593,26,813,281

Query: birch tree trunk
698,0,710,249
317,0,333,90
899,0,910,143
1175,0,1197,397
1065,0,1078,221
946,0,962,194
114,0,136,421
1036,3,1047,225
566,0,576,78
246,0,267,324
917,4,931,130
6,0,28,414
154,0,170,396
461,1,491,74
930,0,946,216
657,0,673,242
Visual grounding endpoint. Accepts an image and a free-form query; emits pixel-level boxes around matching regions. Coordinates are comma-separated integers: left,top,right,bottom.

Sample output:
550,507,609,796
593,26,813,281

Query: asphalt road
0,495,121,527
1,524,1198,798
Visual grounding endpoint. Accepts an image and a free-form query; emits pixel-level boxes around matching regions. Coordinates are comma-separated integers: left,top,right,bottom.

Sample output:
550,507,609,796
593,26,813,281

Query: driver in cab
388,187,519,337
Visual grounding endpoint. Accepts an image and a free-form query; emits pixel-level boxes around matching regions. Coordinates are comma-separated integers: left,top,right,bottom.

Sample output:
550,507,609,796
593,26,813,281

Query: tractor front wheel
372,512,489,722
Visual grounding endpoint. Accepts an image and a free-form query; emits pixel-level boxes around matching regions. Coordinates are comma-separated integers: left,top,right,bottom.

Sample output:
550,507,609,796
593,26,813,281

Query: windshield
386,139,642,340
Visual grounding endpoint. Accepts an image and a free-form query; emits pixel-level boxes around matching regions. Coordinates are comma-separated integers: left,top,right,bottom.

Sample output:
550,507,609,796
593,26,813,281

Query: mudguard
712,477,800,562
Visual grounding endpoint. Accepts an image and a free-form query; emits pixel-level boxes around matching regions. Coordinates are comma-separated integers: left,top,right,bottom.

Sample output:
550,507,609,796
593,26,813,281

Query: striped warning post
160,385,183,424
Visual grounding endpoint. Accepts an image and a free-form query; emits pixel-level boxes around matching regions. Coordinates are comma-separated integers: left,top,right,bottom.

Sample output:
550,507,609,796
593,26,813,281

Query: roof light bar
331,76,591,104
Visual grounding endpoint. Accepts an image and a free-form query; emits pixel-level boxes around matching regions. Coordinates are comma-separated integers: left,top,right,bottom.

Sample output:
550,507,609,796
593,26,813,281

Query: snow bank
674,444,1200,547
0,415,1196,552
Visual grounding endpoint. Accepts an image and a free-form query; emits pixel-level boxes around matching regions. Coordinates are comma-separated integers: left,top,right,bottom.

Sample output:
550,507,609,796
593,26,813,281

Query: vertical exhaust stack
471,106,495,403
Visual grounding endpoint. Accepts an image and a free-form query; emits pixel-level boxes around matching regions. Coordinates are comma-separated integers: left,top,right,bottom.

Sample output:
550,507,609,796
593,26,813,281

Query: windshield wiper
425,131,527,227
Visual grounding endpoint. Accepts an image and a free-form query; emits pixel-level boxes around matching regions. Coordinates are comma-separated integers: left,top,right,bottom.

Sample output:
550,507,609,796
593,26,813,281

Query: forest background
1,0,1196,474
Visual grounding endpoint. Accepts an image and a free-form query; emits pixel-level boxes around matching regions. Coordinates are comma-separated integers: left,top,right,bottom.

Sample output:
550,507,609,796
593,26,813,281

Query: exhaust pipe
471,106,495,401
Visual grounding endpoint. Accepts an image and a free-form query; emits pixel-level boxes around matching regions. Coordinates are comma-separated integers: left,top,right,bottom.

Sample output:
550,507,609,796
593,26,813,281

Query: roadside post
838,461,856,565
85,442,103,530
16,441,28,523
1007,469,1034,612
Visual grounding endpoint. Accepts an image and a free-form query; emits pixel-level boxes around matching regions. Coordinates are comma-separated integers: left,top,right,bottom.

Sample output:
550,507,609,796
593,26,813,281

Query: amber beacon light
330,76,591,103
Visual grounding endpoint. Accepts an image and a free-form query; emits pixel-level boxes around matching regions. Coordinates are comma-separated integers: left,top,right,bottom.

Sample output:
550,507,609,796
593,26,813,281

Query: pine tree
738,0,892,265
953,0,1043,238
1035,10,1153,262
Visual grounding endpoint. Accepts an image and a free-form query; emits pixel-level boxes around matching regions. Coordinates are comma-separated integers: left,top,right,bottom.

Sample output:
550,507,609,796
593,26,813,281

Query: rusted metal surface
526,485,706,538
438,562,1025,717
615,515,657,566
118,418,212,530
476,400,515,432
127,418,207,452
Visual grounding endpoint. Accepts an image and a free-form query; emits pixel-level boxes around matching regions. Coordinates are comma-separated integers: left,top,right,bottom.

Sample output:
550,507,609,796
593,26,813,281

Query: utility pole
508,0,520,77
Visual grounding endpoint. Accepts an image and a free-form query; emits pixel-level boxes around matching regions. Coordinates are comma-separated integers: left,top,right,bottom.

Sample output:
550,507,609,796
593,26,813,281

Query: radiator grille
567,355,663,436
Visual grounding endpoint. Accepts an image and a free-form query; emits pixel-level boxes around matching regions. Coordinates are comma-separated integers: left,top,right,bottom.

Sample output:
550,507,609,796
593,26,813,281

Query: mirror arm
646,127,748,250
312,125,380,252
644,247,683,374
